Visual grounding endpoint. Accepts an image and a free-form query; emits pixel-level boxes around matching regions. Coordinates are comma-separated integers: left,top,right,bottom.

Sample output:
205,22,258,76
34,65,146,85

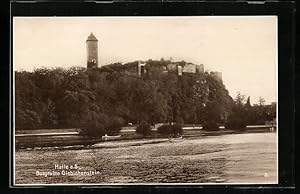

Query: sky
13,16,277,104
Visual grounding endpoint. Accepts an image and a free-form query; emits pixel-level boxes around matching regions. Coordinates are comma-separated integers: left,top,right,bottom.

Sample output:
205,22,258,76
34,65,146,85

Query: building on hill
89,35,222,80
86,32,99,69
196,64,204,73
166,63,178,72
182,63,196,73
136,61,206,77
138,61,147,77
100,60,222,82
177,65,183,76
85,33,221,82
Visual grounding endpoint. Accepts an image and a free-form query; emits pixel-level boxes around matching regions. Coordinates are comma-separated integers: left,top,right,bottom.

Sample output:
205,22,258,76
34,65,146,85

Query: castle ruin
86,33,222,82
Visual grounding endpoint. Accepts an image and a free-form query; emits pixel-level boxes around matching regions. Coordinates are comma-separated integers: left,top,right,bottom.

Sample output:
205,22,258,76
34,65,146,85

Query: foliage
202,121,219,131
105,116,124,135
225,117,247,130
15,60,274,134
157,124,183,135
80,112,106,138
135,121,152,136
157,125,171,135
225,93,276,130
172,124,183,135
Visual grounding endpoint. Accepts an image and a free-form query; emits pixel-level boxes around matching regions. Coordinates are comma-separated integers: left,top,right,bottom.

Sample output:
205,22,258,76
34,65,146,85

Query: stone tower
86,32,98,69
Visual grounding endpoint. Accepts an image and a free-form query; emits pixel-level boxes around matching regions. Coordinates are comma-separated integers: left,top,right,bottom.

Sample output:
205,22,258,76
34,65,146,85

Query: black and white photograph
13,16,278,185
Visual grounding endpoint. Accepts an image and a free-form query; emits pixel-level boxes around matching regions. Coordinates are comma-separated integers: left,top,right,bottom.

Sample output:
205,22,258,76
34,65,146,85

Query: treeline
226,93,276,129
15,59,275,135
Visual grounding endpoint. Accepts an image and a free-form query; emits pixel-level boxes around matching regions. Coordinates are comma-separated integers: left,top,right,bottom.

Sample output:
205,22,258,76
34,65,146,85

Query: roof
86,32,98,41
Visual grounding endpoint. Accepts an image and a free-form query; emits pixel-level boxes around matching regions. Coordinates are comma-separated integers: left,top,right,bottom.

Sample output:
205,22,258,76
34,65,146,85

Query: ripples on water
15,132,277,184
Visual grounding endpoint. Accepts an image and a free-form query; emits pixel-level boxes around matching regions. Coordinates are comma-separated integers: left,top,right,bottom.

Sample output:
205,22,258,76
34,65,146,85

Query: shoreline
15,129,276,151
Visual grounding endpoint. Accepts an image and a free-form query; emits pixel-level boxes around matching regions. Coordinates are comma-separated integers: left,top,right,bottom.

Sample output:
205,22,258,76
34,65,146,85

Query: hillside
15,59,233,131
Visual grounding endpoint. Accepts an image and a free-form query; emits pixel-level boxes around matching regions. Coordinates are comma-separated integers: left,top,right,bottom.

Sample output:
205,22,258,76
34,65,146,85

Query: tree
15,59,234,133
157,124,183,136
235,92,246,106
225,117,247,130
203,121,219,131
225,92,248,130
105,116,124,135
80,111,106,138
245,96,251,108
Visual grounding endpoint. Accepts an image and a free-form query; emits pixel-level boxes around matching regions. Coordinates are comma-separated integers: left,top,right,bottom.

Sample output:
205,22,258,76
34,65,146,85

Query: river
15,132,277,185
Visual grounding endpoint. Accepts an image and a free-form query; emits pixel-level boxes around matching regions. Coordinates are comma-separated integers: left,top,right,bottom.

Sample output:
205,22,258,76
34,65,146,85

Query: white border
10,2,14,187
275,16,278,185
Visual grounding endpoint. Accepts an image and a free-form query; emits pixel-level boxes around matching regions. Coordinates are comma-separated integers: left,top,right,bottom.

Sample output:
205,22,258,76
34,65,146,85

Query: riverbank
17,128,273,151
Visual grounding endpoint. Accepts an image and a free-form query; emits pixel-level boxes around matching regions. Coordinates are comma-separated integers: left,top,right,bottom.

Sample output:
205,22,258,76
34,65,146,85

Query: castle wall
182,63,196,73
196,64,204,73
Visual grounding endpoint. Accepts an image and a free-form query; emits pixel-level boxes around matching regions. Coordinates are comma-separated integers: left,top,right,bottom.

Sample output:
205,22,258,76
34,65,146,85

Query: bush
136,121,152,136
254,119,265,125
80,113,125,137
105,116,124,135
202,121,219,131
80,122,105,138
157,124,183,136
157,125,171,135
175,117,184,125
172,124,183,134
225,118,247,130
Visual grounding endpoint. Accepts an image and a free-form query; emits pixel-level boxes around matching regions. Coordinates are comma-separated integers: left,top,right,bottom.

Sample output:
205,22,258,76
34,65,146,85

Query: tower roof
86,32,98,41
